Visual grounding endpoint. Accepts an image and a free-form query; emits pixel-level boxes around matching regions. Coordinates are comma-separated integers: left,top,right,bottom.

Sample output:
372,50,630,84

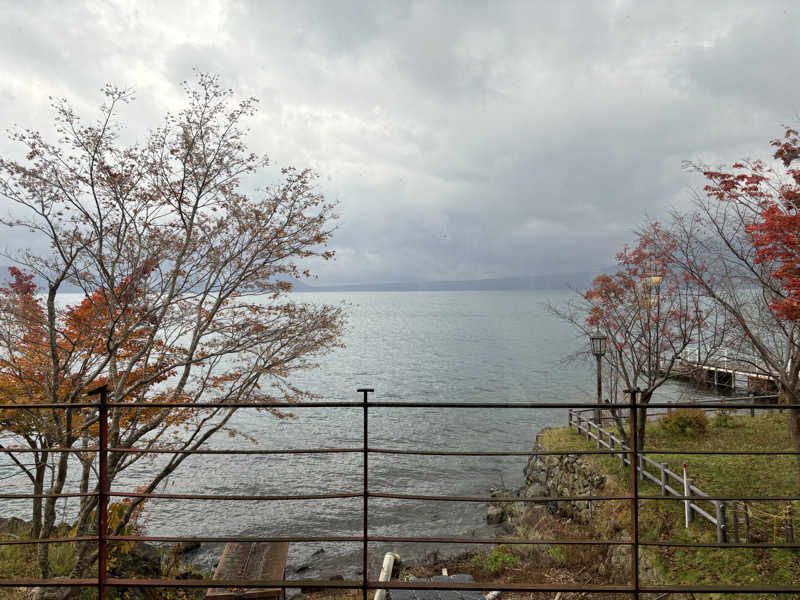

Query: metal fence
2,387,800,598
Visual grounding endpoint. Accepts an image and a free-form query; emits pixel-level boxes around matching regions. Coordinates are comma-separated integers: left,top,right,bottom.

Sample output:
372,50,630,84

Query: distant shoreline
290,271,602,293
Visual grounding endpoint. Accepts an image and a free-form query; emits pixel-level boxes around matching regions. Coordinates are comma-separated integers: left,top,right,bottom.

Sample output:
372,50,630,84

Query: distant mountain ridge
292,271,602,292
0,265,604,294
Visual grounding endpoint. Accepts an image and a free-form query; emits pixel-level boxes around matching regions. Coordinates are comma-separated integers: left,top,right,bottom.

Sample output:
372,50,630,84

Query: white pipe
373,552,400,600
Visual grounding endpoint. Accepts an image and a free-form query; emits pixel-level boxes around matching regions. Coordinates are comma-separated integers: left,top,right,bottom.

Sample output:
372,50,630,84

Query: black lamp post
590,331,608,424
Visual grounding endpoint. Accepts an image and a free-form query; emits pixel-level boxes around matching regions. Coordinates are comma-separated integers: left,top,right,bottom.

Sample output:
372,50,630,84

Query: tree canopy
0,73,345,597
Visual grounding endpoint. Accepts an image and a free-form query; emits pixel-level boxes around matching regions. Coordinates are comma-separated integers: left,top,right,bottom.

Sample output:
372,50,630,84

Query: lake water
0,290,717,578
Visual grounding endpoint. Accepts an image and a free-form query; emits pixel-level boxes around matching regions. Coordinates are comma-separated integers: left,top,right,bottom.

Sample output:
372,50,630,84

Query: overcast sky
1,1,799,285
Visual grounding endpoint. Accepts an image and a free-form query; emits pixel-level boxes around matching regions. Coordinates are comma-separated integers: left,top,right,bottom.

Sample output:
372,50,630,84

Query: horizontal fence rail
0,387,799,598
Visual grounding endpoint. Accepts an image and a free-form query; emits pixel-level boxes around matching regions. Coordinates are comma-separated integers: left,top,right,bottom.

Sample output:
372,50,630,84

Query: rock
525,483,548,498
0,517,29,534
487,505,505,524
169,540,201,555
111,542,161,578
301,573,343,594
520,440,609,524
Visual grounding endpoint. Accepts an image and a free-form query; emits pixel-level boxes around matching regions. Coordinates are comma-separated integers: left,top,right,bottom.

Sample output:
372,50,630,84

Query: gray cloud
1,0,799,284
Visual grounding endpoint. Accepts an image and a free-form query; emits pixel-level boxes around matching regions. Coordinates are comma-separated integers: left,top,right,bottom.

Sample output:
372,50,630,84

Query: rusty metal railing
2,389,800,598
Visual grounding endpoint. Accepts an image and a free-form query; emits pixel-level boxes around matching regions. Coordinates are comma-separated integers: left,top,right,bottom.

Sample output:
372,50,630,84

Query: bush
712,407,737,428
470,546,519,574
659,408,710,437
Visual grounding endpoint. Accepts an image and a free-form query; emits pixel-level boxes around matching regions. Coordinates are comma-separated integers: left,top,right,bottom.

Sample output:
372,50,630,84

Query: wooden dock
206,541,289,599
663,356,779,394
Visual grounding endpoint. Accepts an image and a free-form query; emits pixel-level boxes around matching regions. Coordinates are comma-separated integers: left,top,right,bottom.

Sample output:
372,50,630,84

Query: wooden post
568,410,573,429
743,502,751,544
659,463,668,496
686,478,695,524
639,454,645,481
714,501,727,543
596,427,602,449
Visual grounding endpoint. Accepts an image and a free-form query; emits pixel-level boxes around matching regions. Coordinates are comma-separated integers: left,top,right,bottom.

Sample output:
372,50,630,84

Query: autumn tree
0,74,345,598
669,127,800,486
555,224,724,449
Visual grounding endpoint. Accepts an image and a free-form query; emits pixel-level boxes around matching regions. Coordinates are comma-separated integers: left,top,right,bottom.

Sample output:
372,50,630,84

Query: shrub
659,409,710,437
543,545,568,567
712,407,737,428
470,546,519,574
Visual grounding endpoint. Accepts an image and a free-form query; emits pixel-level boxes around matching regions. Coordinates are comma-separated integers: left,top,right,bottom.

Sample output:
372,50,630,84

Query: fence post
743,502,751,544
568,410,573,429
686,478,695,524
639,454,645,481
358,387,374,600
659,463,668,496
88,384,109,600
714,501,727,543
596,426,602,449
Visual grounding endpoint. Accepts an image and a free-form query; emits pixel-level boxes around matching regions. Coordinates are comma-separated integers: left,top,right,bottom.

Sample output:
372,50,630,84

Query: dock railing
1,388,800,597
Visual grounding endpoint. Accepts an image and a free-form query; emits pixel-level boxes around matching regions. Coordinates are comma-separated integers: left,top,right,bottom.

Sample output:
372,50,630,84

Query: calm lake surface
0,290,717,577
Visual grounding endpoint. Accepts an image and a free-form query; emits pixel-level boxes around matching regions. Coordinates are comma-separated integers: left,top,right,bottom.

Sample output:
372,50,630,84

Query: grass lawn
539,410,800,595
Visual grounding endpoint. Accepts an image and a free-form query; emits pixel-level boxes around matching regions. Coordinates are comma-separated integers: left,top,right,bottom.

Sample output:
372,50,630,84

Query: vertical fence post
743,502,751,544
659,463,668,496
568,410,573,429
714,501,727,544
786,504,795,544
686,478,695,525
626,388,639,600
88,384,109,600
359,388,374,600
639,455,645,481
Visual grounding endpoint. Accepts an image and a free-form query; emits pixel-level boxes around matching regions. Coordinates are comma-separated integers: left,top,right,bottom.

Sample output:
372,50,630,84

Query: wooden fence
568,409,729,542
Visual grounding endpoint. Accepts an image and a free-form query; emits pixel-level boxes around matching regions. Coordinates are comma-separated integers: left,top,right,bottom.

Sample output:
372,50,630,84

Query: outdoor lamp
590,331,607,425
590,331,608,359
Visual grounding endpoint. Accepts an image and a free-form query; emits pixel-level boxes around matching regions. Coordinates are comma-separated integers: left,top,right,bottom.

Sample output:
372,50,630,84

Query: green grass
469,545,520,574
539,411,800,594
0,526,208,599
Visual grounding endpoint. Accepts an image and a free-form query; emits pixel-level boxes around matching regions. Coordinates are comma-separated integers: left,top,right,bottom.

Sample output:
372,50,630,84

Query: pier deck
206,541,289,599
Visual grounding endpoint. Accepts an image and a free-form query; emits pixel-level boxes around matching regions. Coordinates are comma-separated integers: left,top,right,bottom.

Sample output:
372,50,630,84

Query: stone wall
522,428,608,523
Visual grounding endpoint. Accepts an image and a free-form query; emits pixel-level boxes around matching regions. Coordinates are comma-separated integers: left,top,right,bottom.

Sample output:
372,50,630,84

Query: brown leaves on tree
0,72,345,588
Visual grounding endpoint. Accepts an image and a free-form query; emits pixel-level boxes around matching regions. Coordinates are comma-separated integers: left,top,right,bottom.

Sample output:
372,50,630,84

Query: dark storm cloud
1,1,799,284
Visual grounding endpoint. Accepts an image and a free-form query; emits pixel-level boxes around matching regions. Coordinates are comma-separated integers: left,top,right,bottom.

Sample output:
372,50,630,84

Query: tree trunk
636,390,652,450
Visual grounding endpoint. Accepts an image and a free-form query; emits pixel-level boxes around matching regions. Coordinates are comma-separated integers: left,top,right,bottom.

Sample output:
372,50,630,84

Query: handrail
0,390,798,597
